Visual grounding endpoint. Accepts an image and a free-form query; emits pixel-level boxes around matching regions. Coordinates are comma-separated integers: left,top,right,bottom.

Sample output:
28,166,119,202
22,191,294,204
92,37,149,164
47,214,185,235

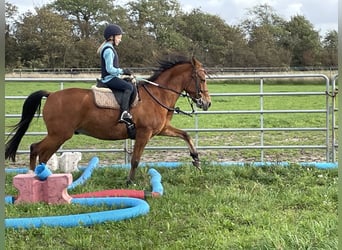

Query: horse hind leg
29,142,39,171
29,135,69,171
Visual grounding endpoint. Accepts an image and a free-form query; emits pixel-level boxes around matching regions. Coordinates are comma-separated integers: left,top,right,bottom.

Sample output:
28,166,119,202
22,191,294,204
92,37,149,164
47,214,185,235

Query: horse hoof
192,161,202,171
126,179,136,187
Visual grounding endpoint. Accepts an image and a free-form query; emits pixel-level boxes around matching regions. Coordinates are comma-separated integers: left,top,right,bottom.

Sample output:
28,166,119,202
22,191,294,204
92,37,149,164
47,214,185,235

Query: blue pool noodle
5,197,149,229
148,168,163,195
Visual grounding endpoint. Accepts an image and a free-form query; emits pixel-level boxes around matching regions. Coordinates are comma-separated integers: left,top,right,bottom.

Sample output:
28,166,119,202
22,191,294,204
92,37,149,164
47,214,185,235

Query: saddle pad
91,85,139,109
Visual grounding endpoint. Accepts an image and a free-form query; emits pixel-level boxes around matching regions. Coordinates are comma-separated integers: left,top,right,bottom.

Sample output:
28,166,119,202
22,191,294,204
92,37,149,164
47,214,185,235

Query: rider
97,24,134,124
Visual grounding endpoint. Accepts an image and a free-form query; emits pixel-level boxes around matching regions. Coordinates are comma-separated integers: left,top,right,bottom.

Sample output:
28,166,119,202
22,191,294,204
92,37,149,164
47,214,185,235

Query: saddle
92,78,139,110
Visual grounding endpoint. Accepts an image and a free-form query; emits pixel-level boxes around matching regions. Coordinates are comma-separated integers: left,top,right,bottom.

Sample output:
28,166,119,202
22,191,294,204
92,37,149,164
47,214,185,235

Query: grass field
4,78,338,249
5,163,338,249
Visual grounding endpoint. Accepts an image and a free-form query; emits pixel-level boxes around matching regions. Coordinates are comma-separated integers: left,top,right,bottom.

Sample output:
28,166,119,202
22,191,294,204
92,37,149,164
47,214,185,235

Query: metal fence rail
5,74,338,163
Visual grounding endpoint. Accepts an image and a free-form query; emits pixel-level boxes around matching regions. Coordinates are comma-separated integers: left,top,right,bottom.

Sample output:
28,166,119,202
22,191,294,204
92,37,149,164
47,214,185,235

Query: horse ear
191,56,200,67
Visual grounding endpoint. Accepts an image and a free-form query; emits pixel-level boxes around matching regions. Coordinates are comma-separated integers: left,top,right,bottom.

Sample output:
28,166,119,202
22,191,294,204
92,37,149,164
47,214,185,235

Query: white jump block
59,152,82,172
47,154,59,171
47,152,82,173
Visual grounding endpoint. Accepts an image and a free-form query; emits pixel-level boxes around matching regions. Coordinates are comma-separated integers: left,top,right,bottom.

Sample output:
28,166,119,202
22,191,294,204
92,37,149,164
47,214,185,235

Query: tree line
5,0,338,71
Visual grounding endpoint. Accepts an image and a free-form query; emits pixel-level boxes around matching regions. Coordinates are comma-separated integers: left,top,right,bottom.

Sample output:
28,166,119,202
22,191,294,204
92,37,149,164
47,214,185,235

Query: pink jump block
13,173,73,204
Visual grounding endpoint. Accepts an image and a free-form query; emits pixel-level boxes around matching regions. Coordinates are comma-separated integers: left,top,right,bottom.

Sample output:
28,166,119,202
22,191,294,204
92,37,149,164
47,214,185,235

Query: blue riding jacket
100,43,124,83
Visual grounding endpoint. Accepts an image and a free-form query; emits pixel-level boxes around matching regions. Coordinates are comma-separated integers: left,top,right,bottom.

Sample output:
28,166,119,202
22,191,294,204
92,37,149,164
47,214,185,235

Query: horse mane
147,55,191,82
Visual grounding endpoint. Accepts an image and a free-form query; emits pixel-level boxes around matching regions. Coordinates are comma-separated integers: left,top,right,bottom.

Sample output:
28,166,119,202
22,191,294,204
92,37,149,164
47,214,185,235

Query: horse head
145,55,211,112
185,57,211,111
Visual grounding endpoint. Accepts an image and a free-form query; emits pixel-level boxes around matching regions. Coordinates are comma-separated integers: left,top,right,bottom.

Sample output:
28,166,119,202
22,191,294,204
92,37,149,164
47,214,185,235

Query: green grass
5,164,338,249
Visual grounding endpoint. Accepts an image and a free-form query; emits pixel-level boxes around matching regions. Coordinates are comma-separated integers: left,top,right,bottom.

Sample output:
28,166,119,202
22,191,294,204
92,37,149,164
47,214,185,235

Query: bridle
138,66,207,116
187,68,208,106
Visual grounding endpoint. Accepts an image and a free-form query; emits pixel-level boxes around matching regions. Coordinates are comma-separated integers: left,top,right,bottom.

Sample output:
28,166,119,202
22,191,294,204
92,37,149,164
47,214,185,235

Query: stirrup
119,111,133,124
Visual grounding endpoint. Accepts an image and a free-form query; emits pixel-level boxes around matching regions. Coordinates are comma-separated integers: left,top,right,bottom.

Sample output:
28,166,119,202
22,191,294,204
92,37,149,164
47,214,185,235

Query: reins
137,78,195,116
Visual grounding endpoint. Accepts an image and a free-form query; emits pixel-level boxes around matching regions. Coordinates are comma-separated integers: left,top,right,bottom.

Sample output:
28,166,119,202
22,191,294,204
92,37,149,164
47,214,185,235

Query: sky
8,0,338,36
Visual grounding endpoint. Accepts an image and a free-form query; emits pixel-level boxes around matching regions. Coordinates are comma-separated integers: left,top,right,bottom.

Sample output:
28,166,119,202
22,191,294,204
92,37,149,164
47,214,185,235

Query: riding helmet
104,24,123,40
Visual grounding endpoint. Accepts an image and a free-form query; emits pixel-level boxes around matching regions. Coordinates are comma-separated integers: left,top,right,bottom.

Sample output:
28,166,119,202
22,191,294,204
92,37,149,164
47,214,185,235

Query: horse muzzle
194,98,211,111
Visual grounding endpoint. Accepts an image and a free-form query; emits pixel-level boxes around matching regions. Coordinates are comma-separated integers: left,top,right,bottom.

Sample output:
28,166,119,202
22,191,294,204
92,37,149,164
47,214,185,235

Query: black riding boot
119,89,133,124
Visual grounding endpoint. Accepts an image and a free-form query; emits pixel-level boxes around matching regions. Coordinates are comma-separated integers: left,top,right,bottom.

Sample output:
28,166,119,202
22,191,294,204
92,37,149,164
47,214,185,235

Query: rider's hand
122,68,133,75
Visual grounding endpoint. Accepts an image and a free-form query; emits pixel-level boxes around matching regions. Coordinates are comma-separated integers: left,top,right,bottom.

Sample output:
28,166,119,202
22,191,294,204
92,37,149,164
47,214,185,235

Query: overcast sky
8,0,338,36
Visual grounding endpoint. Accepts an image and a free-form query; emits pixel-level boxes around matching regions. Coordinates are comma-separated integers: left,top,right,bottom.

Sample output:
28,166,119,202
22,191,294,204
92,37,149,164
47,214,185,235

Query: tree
321,30,338,66
16,7,73,68
66,38,99,67
240,4,291,67
5,2,20,68
180,9,250,67
50,0,141,67
4,1,333,69
5,1,18,34
127,0,187,52
51,0,115,39
116,25,158,67
283,15,321,66
241,4,284,37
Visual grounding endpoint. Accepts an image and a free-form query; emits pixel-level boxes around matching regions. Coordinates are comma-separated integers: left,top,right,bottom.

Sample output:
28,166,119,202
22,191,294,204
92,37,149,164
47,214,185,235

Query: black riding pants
105,77,134,93
105,77,134,111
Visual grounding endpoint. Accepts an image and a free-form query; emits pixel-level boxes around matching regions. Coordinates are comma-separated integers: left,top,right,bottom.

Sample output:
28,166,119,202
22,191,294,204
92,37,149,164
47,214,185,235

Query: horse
5,55,211,183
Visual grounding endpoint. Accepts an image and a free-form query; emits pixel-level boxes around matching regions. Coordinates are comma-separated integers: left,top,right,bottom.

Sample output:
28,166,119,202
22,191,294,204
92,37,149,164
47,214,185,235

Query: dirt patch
6,147,329,170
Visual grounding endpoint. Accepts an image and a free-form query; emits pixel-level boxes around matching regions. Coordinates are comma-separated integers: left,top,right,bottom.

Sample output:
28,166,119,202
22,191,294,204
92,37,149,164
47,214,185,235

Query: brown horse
5,55,211,183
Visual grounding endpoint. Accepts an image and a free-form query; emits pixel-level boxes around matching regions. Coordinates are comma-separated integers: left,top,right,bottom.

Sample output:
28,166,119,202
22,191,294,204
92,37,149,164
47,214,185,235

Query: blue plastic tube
5,197,149,229
148,168,163,195
67,156,99,190
6,161,338,175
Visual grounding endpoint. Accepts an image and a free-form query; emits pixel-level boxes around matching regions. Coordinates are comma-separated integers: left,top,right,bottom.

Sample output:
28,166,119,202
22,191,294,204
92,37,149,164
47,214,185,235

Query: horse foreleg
159,125,201,170
127,131,152,185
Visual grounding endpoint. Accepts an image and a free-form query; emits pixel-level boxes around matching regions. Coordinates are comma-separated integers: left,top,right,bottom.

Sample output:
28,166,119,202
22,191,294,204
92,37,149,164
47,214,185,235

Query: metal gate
5,74,338,164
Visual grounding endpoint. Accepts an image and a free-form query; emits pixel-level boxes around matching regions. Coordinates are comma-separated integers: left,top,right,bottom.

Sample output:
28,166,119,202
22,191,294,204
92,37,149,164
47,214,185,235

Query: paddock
4,74,338,248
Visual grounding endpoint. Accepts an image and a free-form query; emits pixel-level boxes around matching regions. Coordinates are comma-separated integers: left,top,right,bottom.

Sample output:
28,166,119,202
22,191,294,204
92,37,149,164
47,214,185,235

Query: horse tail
5,90,50,161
